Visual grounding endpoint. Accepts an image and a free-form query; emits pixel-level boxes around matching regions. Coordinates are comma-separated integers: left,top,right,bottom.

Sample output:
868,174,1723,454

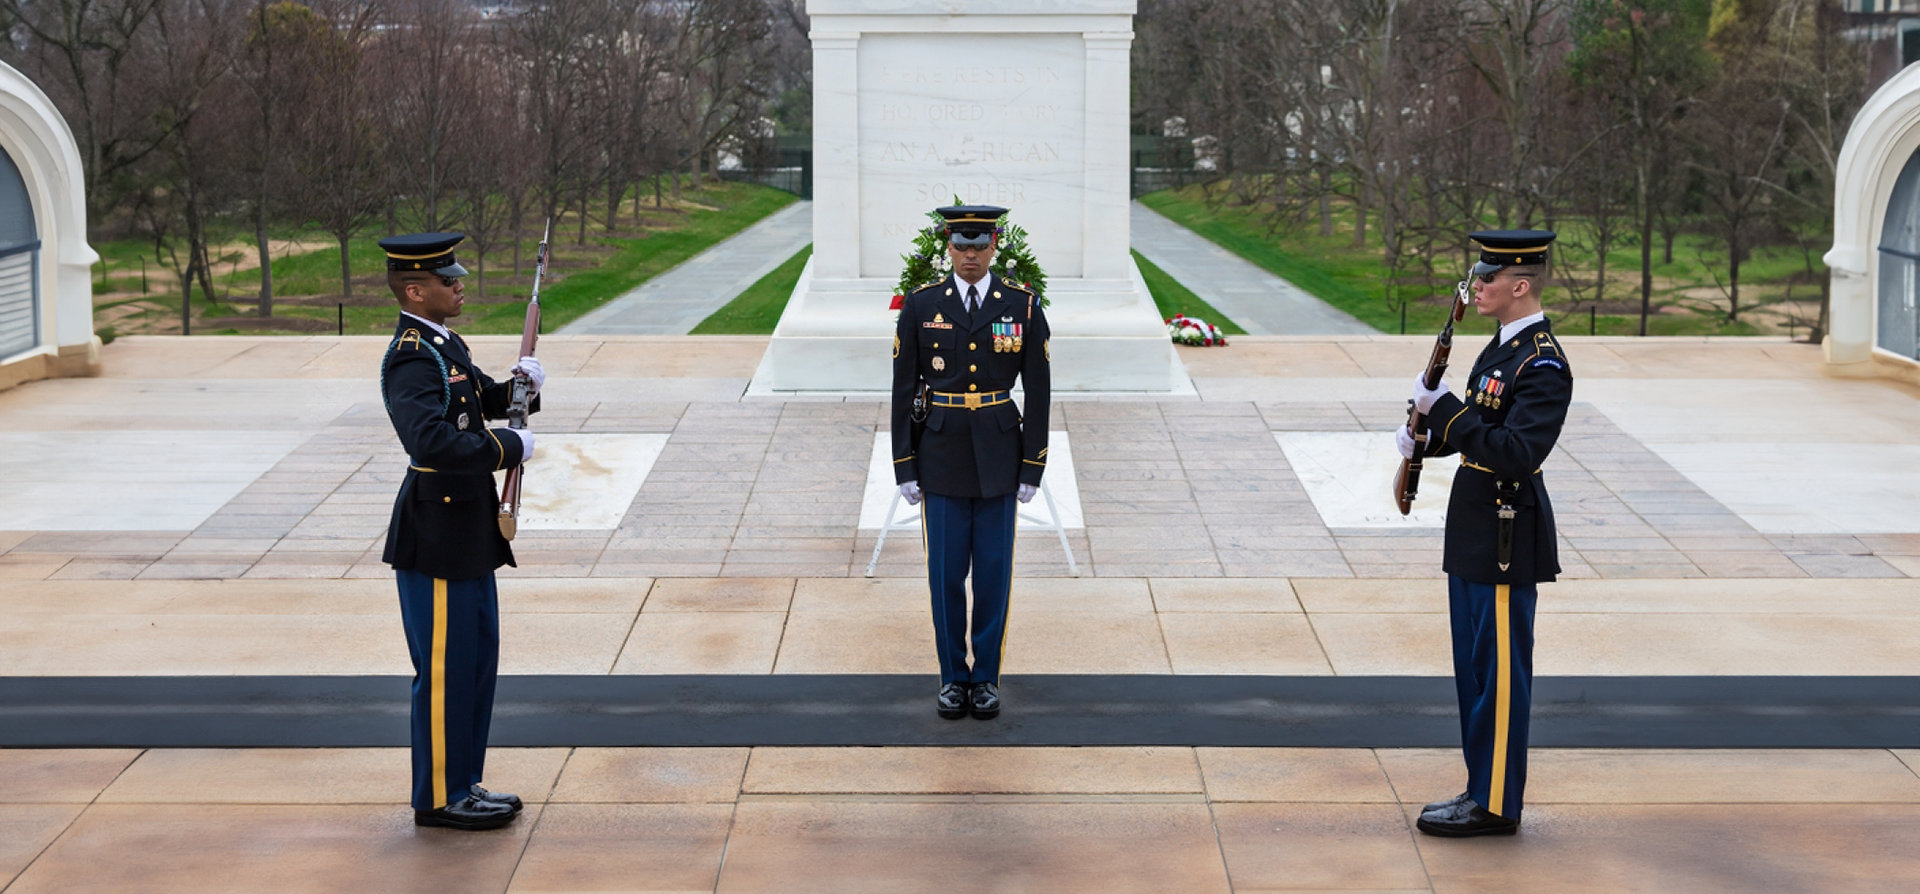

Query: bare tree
1464,0,1568,228
288,4,383,299
377,0,481,232
144,0,241,332
0,0,170,225
232,0,335,316
1568,0,1713,335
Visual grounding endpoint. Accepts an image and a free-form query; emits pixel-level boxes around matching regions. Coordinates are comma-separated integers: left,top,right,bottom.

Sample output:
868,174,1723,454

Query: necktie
966,284,979,314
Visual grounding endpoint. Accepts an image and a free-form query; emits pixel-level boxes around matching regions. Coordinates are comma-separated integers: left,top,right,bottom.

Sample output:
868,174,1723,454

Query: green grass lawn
1132,250,1247,335
1139,183,1811,338
92,181,798,337
691,246,812,335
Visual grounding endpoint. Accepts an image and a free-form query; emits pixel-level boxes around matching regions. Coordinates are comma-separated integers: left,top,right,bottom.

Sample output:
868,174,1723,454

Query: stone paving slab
6,747,1919,893
9,337,1911,582
3,335,1918,889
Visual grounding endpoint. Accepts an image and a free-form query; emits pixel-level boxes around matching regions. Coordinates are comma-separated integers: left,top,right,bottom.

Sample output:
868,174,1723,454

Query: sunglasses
1475,269,1534,285
408,273,460,287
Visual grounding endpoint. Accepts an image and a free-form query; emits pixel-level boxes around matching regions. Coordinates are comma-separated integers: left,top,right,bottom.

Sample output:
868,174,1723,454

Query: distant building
0,60,100,392
1844,3,1920,92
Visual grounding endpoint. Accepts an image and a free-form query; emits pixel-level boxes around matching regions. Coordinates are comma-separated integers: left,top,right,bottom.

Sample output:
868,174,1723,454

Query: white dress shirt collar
954,271,994,304
401,311,451,341
1499,312,1546,345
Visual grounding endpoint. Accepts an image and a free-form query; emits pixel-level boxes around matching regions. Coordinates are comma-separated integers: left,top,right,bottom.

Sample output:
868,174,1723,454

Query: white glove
1412,373,1449,415
514,356,546,393
900,481,922,505
516,428,535,463
1017,483,1037,503
1395,425,1417,459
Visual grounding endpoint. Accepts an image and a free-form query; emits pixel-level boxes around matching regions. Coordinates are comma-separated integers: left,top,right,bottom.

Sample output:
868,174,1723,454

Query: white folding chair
864,477,1078,577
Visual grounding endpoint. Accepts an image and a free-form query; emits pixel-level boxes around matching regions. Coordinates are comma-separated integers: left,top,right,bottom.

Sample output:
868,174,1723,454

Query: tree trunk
1594,227,1608,307
338,232,353,299
510,193,525,275
1727,231,1741,323
577,185,590,245
1637,162,1652,337
197,242,217,304
605,180,624,233
256,216,273,317
1318,168,1332,237
181,256,195,336
1352,178,1367,248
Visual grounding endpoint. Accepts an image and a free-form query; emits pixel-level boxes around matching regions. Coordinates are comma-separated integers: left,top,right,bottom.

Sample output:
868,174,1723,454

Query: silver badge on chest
457,412,470,430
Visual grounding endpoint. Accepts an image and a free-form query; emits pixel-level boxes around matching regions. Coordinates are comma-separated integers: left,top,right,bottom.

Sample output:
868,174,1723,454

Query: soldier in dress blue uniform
1399,229,1572,837
378,232,545,831
891,205,1052,720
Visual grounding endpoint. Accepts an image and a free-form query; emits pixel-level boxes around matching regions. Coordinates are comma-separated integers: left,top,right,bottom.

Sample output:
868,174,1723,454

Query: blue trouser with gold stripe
923,491,1017,686
1448,576,1537,819
396,569,499,811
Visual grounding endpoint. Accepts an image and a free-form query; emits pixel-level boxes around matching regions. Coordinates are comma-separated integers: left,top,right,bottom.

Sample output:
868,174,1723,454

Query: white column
1082,33,1132,278
811,33,861,279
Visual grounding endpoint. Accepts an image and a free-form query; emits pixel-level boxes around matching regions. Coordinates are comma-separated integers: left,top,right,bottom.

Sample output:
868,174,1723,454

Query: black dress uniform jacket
381,316,533,580
1419,319,1572,584
891,274,1051,498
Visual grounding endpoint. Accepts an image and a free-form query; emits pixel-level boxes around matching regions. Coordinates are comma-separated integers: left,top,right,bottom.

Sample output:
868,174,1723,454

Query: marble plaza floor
3,334,1919,892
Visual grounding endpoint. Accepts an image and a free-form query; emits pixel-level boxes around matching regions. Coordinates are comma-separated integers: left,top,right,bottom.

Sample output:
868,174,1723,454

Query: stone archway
1826,62,1920,379
0,59,100,390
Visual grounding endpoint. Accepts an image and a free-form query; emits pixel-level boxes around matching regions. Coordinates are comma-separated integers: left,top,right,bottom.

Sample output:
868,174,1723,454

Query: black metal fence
719,144,812,199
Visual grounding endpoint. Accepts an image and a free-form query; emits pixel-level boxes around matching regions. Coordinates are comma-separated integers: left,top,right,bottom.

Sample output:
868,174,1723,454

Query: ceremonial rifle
497,219,551,540
1393,278,1471,515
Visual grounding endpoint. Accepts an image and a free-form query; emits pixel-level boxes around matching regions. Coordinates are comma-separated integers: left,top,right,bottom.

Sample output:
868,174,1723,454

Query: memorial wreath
890,202,1048,310
1167,313,1229,347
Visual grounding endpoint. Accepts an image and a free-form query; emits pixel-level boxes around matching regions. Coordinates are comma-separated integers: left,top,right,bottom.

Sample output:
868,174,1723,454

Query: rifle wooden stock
1394,280,1471,515
498,220,551,540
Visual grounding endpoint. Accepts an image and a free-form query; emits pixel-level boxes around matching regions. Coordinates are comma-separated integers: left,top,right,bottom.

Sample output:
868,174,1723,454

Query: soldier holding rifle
1396,229,1572,837
378,232,544,831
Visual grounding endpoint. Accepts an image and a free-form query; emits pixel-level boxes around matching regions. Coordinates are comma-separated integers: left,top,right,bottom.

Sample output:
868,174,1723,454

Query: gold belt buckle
963,393,982,410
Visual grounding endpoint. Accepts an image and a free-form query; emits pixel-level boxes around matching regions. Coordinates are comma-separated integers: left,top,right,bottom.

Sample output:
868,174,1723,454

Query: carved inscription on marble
858,35,1087,277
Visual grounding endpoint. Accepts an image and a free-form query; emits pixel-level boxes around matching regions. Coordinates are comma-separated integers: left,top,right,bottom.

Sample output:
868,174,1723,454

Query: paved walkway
560,201,812,335
4,335,1920,891
557,199,1368,338
1131,200,1375,335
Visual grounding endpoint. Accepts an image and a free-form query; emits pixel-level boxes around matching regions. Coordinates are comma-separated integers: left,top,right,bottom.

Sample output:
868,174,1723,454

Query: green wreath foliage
893,200,1049,307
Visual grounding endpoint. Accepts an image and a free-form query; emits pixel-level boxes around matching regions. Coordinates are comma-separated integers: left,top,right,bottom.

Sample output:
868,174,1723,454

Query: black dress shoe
471,784,522,813
1415,799,1519,837
415,794,517,831
1423,791,1470,814
970,681,1000,719
937,682,970,719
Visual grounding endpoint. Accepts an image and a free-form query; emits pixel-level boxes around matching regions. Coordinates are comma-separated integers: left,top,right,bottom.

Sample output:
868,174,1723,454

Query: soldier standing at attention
1398,230,1571,837
379,232,544,831
892,205,1052,721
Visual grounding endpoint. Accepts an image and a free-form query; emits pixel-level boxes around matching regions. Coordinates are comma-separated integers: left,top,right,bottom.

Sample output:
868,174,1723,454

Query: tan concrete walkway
4,334,1919,891
7,747,1919,892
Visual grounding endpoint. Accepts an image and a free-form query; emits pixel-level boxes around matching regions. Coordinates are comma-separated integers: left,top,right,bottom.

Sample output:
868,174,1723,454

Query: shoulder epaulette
381,329,452,418
1001,280,1033,295
911,279,945,294
1526,331,1568,371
